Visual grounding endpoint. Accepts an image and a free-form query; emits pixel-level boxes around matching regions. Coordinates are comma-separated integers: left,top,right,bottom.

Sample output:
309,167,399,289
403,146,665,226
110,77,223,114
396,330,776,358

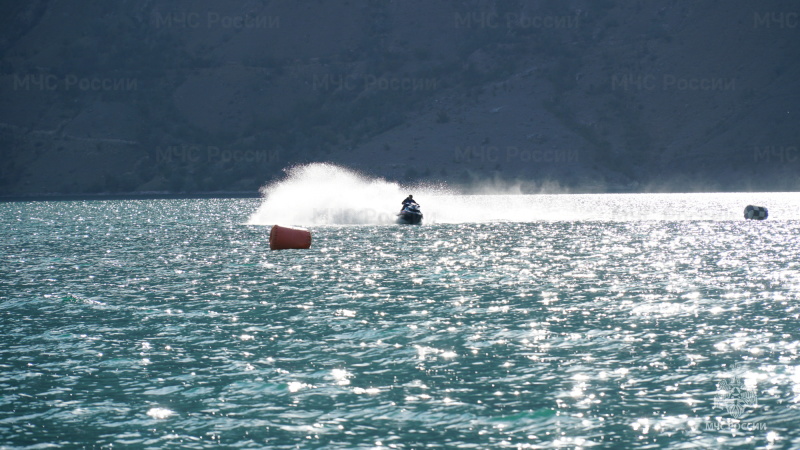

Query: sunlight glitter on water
146,407,175,420
2,196,800,448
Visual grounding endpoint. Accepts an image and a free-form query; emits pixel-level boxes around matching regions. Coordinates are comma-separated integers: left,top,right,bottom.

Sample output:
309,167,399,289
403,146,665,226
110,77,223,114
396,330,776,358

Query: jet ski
396,202,423,225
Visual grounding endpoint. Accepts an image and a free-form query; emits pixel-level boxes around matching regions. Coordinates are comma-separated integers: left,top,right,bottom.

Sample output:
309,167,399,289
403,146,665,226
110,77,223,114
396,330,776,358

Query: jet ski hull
396,212,423,225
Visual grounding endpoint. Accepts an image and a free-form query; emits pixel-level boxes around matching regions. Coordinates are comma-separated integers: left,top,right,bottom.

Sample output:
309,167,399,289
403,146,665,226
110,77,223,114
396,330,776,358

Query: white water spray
247,163,414,226
245,163,564,225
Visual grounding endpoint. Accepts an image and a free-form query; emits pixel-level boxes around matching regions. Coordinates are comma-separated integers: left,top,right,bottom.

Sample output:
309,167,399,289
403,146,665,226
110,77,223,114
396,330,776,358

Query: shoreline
1,189,797,203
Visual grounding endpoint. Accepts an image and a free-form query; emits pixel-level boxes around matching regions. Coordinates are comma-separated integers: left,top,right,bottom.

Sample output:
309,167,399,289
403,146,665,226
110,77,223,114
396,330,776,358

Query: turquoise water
2,195,800,449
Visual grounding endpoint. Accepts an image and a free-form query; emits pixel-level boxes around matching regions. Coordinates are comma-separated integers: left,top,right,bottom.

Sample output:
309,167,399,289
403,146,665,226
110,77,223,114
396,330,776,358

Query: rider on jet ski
401,195,418,212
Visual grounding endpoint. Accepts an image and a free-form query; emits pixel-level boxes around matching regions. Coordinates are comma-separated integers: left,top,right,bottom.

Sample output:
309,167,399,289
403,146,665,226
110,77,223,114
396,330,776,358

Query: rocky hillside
1,0,798,196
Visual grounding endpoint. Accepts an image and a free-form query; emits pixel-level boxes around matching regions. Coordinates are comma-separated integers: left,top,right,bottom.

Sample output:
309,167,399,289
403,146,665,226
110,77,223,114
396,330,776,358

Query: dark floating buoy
269,225,312,250
744,205,768,220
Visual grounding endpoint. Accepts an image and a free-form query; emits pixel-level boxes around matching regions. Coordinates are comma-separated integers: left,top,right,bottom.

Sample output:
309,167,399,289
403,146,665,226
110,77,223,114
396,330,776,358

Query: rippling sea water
2,194,800,449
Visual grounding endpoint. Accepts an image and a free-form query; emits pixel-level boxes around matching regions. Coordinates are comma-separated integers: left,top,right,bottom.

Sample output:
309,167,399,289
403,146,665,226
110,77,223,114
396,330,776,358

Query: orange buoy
269,225,312,250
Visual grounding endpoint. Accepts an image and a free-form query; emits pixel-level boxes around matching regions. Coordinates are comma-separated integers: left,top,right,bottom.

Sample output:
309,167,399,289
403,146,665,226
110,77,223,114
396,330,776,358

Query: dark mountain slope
1,0,798,195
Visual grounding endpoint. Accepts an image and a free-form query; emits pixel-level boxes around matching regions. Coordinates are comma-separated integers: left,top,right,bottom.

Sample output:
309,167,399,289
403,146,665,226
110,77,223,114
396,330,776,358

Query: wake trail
246,163,800,225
